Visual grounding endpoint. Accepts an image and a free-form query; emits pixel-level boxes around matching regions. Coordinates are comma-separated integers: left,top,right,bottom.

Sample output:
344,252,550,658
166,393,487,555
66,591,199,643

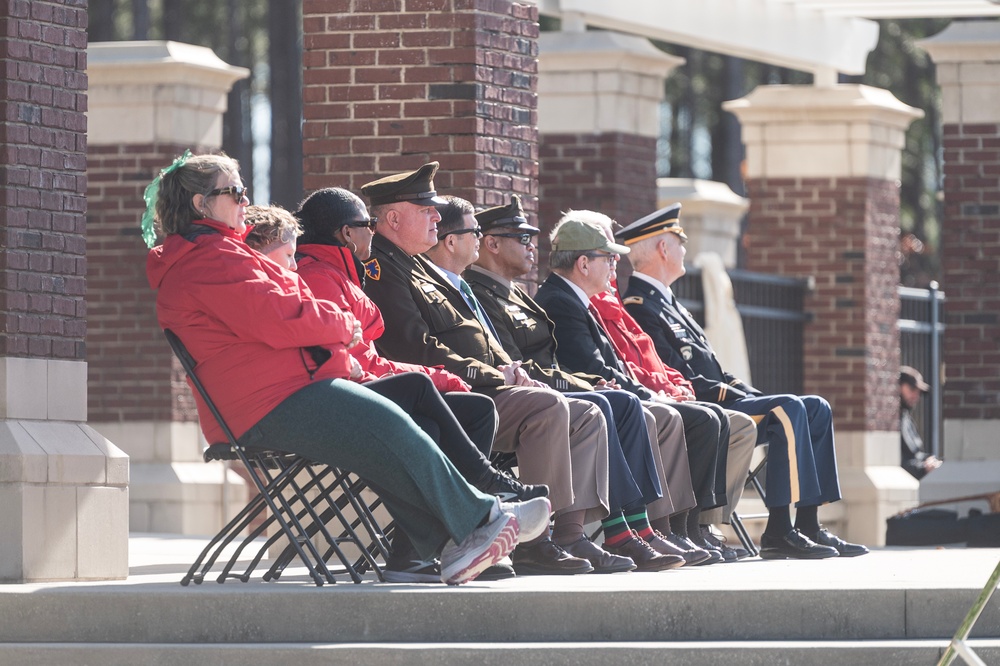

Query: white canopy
528,0,1000,83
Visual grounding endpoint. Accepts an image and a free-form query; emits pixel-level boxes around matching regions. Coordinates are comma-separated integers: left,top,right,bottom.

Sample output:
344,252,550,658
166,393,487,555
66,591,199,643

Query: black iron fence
671,271,945,456
899,282,945,457
672,267,810,396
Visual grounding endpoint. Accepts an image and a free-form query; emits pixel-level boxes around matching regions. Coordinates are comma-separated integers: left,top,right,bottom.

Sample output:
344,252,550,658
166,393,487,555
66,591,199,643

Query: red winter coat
590,290,696,400
295,243,470,392
146,220,357,442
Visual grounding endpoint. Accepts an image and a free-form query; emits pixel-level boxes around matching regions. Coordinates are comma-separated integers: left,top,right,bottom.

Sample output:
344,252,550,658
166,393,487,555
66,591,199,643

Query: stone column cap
918,20,1000,64
724,84,922,179
87,41,249,147
656,178,748,216
539,30,684,76
723,84,923,128
88,40,249,86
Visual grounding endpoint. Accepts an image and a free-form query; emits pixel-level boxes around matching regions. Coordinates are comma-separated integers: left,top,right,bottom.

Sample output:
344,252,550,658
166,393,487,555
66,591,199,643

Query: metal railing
899,281,945,457
671,271,945,458
672,267,810,396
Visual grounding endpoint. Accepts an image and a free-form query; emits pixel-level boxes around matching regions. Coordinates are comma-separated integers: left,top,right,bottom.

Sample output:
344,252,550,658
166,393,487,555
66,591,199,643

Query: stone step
2,555,998,644
2,640,999,666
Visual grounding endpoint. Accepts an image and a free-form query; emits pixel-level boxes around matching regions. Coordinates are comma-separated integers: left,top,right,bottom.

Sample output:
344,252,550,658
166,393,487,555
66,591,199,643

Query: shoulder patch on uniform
364,258,381,281
622,296,644,306
680,345,693,361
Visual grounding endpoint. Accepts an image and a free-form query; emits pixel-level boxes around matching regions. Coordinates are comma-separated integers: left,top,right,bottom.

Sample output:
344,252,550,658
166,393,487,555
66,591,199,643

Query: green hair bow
140,149,192,249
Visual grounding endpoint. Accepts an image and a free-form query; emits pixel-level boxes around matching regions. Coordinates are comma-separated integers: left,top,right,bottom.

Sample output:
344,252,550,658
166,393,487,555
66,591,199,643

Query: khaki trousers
700,410,757,524
640,402,695,520
493,386,609,523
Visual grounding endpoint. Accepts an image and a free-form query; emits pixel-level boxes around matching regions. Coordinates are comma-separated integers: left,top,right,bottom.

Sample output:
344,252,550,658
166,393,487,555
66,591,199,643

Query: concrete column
724,85,923,545
919,22,1000,513
0,1,129,582
86,42,249,535
537,30,683,241
656,178,748,269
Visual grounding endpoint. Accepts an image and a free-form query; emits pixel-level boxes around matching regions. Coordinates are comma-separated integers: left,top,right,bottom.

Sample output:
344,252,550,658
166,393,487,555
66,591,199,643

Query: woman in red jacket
144,153,550,585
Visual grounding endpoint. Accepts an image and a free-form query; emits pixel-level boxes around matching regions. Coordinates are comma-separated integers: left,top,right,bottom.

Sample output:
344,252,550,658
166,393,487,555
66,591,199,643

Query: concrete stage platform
0,534,997,665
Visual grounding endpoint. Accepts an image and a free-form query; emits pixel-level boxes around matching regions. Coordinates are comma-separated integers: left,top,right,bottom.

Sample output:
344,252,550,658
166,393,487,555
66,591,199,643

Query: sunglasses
347,216,378,229
207,185,250,204
439,225,483,240
489,232,536,246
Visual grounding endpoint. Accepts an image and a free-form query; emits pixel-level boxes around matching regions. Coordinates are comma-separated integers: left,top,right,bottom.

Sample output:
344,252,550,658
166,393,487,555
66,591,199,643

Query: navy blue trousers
726,394,842,508
568,390,662,513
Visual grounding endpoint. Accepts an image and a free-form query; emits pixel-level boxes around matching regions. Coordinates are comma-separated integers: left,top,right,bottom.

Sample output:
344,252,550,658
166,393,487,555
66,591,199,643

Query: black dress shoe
477,559,517,581
663,531,715,566
759,529,839,560
479,470,549,502
804,528,870,557
605,532,685,571
561,536,636,573
647,530,712,566
512,539,594,575
699,526,749,562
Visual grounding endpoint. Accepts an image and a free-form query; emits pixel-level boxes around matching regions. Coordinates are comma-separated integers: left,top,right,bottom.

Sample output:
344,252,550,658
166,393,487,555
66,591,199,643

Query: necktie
589,303,636,380
459,278,500,342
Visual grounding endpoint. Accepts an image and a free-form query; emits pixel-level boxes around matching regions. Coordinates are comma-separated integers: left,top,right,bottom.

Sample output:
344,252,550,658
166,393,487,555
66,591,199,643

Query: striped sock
601,512,631,548
624,505,655,542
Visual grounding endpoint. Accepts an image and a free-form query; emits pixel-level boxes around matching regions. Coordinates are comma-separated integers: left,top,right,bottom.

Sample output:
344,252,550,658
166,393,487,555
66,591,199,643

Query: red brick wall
0,1,88,360
941,123,1000,420
86,143,198,423
539,132,658,230
744,177,901,432
301,0,538,213
537,132,657,278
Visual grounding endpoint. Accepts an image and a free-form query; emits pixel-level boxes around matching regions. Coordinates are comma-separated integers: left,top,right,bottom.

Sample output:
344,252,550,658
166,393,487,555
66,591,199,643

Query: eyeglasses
585,252,617,263
489,232,536,246
347,217,378,229
438,225,483,240
207,186,250,204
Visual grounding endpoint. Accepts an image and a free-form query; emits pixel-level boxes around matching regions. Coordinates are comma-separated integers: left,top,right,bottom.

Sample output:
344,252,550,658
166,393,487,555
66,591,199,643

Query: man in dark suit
360,162,620,575
618,203,868,559
533,211,748,562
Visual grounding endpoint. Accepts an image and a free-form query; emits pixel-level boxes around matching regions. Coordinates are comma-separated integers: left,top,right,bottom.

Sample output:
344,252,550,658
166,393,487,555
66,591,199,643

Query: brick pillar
724,85,922,545
301,0,538,214
537,29,682,271
919,22,1000,510
0,1,128,582
87,42,249,535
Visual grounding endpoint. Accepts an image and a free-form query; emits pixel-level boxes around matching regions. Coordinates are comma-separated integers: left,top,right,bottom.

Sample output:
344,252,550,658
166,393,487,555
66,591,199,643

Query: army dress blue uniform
622,272,842,509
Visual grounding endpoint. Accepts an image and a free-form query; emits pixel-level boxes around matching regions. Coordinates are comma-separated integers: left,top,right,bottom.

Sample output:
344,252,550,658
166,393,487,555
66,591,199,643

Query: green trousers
238,377,495,559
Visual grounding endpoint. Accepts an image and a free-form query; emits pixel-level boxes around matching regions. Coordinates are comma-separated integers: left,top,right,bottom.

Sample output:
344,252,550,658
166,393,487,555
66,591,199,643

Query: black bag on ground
965,510,1000,548
885,508,967,546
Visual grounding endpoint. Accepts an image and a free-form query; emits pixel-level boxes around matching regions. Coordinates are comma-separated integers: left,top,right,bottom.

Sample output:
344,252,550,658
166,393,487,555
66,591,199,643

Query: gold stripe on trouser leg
771,405,799,505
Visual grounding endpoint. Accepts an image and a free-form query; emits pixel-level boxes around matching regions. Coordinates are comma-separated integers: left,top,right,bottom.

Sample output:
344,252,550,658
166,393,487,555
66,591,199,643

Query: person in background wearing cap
584,213,759,561
360,162,607,576
442,195,687,571
535,211,743,563
467,196,717,567
619,203,868,560
899,366,941,479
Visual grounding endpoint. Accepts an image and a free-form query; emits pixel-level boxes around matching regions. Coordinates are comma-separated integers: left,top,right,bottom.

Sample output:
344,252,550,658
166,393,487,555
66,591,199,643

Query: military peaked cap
615,203,687,245
360,162,447,207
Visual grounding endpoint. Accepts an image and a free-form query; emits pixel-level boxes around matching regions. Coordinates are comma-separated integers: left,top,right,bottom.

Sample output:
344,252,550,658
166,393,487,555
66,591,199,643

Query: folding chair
730,443,768,557
164,329,391,586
